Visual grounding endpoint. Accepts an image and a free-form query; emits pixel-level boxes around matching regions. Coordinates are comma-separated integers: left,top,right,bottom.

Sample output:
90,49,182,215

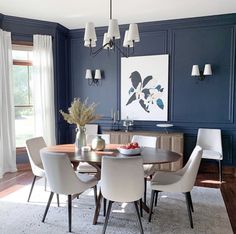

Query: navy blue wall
1,14,70,144
0,13,3,28
69,14,236,166
1,12,236,167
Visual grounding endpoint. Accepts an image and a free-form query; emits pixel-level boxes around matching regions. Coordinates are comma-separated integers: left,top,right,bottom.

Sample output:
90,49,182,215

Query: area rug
0,179,233,234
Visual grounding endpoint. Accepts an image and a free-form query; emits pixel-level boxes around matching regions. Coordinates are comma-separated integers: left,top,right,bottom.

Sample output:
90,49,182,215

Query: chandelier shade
123,30,134,48
128,23,140,42
84,22,97,42
107,19,120,39
84,0,140,57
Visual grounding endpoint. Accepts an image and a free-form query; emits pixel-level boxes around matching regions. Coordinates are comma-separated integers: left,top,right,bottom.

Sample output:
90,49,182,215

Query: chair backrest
40,150,89,195
85,124,98,135
196,128,222,155
101,156,144,203
86,134,110,145
177,145,202,192
131,135,157,148
26,137,47,174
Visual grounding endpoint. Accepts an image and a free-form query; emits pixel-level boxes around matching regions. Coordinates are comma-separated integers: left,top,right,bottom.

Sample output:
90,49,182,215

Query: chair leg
134,201,144,234
93,185,97,206
93,188,103,225
148,190,155,222
68,194,72,232
56,194,60,207
102,200,113,234
185,192,193,228
187,192,194,212
144,177,147,204
103,198,107,217
219,160,222,182
27,175,37,202
139,198,143,217
42,192,54,222
154,190,158,206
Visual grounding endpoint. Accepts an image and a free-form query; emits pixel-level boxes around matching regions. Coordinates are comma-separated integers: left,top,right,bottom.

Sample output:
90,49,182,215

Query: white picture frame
121,54,169,121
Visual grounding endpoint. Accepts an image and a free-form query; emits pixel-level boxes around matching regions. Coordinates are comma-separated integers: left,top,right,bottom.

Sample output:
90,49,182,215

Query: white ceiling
1,0,236,30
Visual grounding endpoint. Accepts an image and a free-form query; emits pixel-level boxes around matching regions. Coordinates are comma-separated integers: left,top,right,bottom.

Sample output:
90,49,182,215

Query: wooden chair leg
27,175,37,202
154,190,158,206
103,198,107,217
134,201,144,234
188,192,194,212
56,194,60,207
185,192,193,228
93,185,97,206
148,190,155,222
139,198,143,217
93,188,102,225
42,192,54,222
102,200,113,234
68,194,72,232
219,160,222,182
144,177,147,204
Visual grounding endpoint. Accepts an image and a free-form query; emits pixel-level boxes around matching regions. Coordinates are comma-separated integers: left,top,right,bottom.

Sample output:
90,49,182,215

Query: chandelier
84,0,140,57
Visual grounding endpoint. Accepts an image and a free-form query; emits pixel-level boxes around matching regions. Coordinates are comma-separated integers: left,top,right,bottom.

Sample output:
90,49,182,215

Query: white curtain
33,35,56,146
0,29,17,178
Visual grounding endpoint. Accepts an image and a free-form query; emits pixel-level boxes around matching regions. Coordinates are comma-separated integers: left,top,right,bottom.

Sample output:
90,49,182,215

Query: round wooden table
45,143,181,169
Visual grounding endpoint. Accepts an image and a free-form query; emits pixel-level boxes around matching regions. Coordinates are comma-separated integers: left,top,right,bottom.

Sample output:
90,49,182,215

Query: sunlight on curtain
0,29,17,178
33,35,56,146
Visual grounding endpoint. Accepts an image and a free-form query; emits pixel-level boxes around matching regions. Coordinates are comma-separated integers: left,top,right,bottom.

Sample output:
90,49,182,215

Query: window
12,45,34,147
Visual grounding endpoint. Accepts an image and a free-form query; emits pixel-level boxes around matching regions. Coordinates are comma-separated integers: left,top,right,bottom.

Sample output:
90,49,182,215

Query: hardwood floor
0,165,236,233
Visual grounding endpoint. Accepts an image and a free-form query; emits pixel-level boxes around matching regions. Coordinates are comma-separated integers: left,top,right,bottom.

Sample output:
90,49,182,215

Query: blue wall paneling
69,14,236,166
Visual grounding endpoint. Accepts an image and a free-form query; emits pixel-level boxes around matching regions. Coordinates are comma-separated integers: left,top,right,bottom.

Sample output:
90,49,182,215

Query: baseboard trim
17,163,31,171
199,162,236,176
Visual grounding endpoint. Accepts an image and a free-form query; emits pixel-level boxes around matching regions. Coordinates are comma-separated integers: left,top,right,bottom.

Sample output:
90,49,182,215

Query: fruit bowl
117,147,142,156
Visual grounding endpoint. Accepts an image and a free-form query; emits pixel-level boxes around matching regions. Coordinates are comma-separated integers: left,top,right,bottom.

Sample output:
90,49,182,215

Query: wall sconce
85,69,102,86
191,64,212,81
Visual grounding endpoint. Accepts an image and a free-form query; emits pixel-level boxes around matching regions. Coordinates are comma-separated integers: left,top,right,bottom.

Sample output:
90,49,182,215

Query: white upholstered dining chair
85,124,98,135
196,128,223,181
40,150,98,233
101,156,144,234
131,135,157,204
148,146,202,228
26,137,60,205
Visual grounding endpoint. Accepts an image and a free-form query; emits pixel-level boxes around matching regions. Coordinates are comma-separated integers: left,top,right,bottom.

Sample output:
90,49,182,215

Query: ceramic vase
91,136,105,151
75,125,86,151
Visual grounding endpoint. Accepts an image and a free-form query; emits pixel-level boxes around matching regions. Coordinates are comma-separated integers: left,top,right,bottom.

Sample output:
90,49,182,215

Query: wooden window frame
12,44,33,154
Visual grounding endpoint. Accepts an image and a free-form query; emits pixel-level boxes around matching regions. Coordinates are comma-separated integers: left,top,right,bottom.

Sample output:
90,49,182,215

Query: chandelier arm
114,43,128,58
90,42,111,57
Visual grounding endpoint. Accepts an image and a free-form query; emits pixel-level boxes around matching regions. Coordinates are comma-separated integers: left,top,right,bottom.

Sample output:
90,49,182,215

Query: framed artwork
121,54,169,121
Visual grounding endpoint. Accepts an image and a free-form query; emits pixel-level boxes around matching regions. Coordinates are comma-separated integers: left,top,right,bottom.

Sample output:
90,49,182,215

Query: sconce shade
191,65,200,76
128,23,140,42
85,69,93,79
84,22,97,41
123,30,134,48
203,64,212,75
107,19,120,39
94,69,102,79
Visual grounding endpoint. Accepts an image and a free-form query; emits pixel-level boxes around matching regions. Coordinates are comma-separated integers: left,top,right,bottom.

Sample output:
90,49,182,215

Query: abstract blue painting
121,55,169,121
